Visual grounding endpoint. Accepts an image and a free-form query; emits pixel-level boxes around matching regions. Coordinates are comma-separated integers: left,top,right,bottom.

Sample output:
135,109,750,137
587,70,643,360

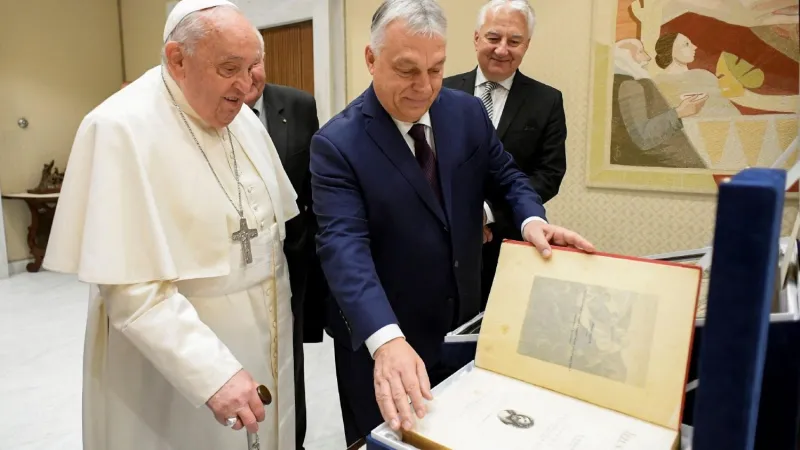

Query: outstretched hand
522,221,595,258
373,338,433,432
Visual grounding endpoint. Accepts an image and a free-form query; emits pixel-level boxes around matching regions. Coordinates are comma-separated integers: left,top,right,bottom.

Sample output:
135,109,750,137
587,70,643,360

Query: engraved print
497,409,534,429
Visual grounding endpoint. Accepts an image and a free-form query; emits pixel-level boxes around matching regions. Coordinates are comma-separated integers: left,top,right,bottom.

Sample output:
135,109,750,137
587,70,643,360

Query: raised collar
391,111,432,136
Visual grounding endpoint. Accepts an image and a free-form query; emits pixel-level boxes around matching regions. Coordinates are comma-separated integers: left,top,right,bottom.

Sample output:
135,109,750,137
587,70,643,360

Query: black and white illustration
498,409,535,429
517,277,658,387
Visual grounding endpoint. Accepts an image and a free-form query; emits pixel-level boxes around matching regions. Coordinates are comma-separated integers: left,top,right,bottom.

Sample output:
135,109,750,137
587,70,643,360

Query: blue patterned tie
408,123,443,205
480,81,499,122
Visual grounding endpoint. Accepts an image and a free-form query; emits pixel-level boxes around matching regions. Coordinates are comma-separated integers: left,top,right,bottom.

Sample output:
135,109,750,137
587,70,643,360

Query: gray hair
369,0,447,55
161,5,261,63
476,0,536,38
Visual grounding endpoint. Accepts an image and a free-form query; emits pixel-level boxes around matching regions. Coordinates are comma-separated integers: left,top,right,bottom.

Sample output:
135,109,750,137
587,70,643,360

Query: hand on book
522,221,596,258
373,337,433,432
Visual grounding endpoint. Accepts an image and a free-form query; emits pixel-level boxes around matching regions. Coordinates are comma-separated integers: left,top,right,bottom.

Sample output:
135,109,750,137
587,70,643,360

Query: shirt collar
392,111,432,136
252,95,264,116
475,67,515,91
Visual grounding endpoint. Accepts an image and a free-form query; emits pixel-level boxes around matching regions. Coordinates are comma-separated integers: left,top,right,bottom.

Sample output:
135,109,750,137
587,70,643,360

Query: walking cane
246,385,273,450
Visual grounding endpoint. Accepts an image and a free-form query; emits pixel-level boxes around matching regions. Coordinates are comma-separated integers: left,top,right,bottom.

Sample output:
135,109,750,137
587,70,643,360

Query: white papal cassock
43,65,299,450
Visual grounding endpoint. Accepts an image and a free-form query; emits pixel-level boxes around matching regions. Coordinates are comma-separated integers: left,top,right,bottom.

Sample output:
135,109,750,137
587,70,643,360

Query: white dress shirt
475,68,515,224
252,96,268,129
363,110,545,358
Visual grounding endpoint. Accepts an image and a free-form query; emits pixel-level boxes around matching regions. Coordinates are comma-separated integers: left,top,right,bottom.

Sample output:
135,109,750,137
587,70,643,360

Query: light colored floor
0,271,346,450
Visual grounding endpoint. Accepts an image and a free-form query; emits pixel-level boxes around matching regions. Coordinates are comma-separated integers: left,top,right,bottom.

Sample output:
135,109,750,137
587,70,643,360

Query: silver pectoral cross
232,217,258,265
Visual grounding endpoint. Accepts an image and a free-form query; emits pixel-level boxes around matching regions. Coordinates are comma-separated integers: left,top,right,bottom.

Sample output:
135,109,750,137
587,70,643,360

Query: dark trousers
334,342,461,446
480,236,503,309
292,306,307,450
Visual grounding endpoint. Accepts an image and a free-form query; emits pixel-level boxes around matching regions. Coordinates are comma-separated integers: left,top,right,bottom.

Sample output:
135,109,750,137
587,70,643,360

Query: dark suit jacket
443,69,566,240
262,84,327,343
310,85,545,363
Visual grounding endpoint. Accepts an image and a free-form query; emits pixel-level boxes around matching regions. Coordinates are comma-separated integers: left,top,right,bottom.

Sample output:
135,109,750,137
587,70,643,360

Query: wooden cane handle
257,385,272,405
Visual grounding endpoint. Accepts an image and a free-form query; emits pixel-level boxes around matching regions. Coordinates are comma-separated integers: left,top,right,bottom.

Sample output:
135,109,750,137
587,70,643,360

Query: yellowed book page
476,243,701,431
405,367,678,450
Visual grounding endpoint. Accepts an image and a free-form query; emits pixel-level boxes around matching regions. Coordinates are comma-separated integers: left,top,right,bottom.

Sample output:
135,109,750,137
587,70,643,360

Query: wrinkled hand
207,369,266,433
522,221,596,258
373,338,433,432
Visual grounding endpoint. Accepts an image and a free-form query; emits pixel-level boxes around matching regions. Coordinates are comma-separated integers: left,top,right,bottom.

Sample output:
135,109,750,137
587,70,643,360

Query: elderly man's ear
164,42,188,78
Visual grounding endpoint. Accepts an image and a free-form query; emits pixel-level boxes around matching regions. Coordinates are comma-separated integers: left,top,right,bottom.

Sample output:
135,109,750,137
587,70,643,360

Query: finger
402,369,426,420
561,230,595,253
390,372,414,430
375,376,400,430
249,388,266,423
417,359,433,401
238,407,259,434
214,413,234,427
231,417,244,431
526,227,552,258
575,235,596,252
551,229,569,246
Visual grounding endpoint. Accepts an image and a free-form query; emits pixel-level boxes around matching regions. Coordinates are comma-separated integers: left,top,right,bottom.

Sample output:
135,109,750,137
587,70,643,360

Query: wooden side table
1,192,59,273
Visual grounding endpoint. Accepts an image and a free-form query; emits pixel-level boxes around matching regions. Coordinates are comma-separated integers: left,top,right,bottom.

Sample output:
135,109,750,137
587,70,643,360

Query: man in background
443,0,567,306
244,61,327,450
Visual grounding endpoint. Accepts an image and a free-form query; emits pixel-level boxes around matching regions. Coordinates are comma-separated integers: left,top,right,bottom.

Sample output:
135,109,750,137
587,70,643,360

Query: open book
400,241,702,450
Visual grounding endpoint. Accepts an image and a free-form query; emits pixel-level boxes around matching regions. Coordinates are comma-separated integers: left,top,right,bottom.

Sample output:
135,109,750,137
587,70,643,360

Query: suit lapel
428,96,457,228
496,71,528,139
455,69,477,95
362,86,447,225
263,86,289,163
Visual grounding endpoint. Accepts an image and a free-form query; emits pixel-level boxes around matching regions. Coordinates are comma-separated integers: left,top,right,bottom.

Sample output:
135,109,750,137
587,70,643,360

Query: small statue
28,160,64,194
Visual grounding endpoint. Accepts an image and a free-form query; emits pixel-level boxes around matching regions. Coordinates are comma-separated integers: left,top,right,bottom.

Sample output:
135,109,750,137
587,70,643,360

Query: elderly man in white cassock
43,1,299,449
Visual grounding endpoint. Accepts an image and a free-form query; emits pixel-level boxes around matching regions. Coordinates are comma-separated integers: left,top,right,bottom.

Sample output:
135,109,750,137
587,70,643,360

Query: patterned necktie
480,81,499,122
408,123,443,205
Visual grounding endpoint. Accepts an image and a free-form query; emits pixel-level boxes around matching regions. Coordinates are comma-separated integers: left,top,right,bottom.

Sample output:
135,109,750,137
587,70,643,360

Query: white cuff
365,324,405,358
483,202,495,225
520,216,547,235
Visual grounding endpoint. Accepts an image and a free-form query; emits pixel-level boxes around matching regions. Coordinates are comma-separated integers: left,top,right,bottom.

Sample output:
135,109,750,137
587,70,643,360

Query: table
1,192,59,273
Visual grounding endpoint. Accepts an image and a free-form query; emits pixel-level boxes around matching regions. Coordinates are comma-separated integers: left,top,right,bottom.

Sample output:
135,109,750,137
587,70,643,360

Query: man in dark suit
309,0,594,446
443,0,568,306
244,63,327,450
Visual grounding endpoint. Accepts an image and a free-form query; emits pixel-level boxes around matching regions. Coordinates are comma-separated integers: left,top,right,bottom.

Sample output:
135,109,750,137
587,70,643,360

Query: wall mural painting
587,0,799,193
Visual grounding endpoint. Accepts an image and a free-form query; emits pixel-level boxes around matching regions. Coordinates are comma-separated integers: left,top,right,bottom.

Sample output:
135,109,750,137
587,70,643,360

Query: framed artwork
586,0,799,194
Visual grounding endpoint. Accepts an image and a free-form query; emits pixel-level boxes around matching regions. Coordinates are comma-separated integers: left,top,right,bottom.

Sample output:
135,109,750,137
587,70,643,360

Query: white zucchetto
163,0,238,42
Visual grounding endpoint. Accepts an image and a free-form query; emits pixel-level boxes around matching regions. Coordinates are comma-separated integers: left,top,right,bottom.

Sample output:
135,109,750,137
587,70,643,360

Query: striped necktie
480,81,499,122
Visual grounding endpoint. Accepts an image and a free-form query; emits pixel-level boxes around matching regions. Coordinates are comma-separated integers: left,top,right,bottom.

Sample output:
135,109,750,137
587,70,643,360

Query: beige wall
0,0,123,262
344,0,798,256
121,0,172,81
1,0,793,264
